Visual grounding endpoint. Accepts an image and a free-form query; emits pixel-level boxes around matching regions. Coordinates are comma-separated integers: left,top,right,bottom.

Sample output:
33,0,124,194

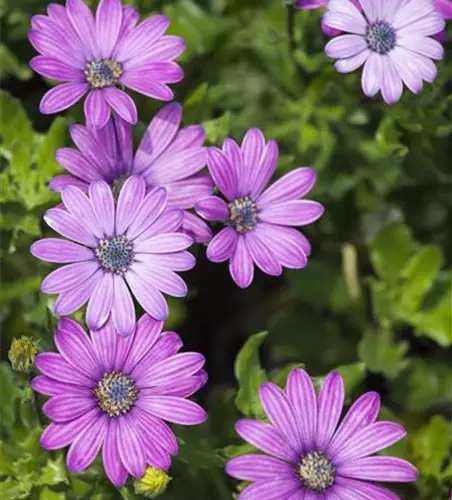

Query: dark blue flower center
86,59,122,88
298,451,336,492
228,196,258,233
96,236,134,274
366,21,397,55
94,371,138,418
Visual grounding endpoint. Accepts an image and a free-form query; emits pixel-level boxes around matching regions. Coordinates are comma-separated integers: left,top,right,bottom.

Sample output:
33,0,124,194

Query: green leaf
39,487,66,500
0,363,25,430
202,112,231,145
234,331,268,418
358,330,408,379
37,456,68,487
0,44,32,80
0,476,33,499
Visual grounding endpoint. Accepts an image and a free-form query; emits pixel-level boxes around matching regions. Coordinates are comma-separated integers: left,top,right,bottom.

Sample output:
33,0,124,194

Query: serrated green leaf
202,112,231,145
234,331,268,418
39,487,66,500
37,455,68,487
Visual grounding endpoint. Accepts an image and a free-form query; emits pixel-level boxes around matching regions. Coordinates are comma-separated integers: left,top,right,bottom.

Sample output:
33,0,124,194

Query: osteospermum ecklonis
31,315,207,486
31,177,195,336
226,368,418,499
50,104,212,243
28,0,185,128
323,0,445,104
195,129,324,289
9,336,40,373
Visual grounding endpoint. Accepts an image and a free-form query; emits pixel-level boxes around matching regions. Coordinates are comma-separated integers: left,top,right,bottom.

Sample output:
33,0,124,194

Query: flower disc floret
365,21,396,55
85,59,122,88
298,451,336,492
94,371,138,417
96,236,134,274
228,196,258,233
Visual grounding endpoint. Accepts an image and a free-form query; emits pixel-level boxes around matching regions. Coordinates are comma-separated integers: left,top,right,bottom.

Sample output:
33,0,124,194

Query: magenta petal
66,0,99,60
143,373,207,398
40,83,88,115
95,0,122,58
133,406,178,454
67,414,108,473
111,275,136,337
195,196,229,221
43,394,95,422
249,139,278,199
181,212,212,244
31,375,77,396
103,419,128,487
84,90,111,129
244,231,282,277
121,76,174,101
31,238,94,264
316,372,345,452
207,147,238,201
260,200,325,226
50,175,90,193
240,128,265,197
206,227,238,263
86,272,114,331
229,236,254,289
226,454,296,481
223,138,244,193
337,456,418,483
117,415,146,477
133,413,172,470
165,174,213,209
40,409,100,450
138,395,207,425
91,318,118,373
35,352,94,385
257,167,317,207
30,55,85,81
239,478,301,500
235,419,298,462
127,35,185,68
103,86,137,124
333,477,401,500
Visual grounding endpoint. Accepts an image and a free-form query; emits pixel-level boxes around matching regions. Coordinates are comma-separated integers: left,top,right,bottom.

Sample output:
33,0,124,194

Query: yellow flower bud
134,467,171,498
8,336,39,373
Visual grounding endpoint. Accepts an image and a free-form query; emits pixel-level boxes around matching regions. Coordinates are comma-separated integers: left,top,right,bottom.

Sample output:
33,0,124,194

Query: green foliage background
1,0,451,498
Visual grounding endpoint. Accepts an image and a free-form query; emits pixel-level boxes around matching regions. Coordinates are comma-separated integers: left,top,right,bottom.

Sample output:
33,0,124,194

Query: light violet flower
32,315,207,486
226,368,418,499
29,0,185,128
324,0,445,104
50,104,213,243
31,177,195,336
195,129,324,289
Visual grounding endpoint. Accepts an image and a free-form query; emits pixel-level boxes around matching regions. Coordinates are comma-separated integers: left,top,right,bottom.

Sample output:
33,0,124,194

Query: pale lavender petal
398,35,444,60
129,262,188,298
133,406,178,454
138,395,207,425
257,168,317,207
362,52,384,97
84,90,110,129
207,147,238,201
287,368,317,451
181,212,212,244
226,454,296,481
316,372,345,451
114,5,139,49
134,233,192,254
388,48,423,93
41,261,99,294
408,52,438,83
132,209,183,245
69,124,112,177
40,409,100,450
222,138,243,188
55,317,100,376
111,275,135,337
31,238,94,263
334,422,407,463
166,174,213,210
333,477,401,500
40,83,88,115
259,200,324,226
95,0,122,58
250,139,279,199
195,196,229,221
125,271,168,320
244,231,282,277
126,35,185,69
168,124,205,151
206,227,238,263
103,86,137,124
337,456,418,482
128,62,183,83
55,148,103,183
117,415,146,477
325,34,368,58
381,58,403,105
89,180,115,236
240,129,265,197
86,272,114,331
44,207,97,247
30,55,84,81
61,186,103,239
66,0,99,59
327,392,380,458
334,50,370,73
35,352,94,386
229,235,254,288
50,175,90,193
126,187,167,241
322,11,367,34
53,270,102,315
235,420,298,462
143,251,195,272
103,419,128,487
392,0,436,29
357,0,377,23
43,394,95,422
142,372,207,398
239,479,301,500
115,176,146,235
120,76,174,101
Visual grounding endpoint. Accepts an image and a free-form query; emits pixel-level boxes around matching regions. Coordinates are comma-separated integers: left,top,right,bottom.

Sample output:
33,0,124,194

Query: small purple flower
31,177,195,336
436,0,452,18
50,103,213,243
324,0,445,104
226,368,418,499
194,129,324,289
32,315,207,486
29,0,185,128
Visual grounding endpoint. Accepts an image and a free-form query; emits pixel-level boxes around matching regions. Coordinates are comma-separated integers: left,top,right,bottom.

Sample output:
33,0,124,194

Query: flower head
194,129,324,289
226,368,418,499
32,315,207,486
134,466,171,498
324,0,445,104
50,104,213,243
31,177,195,336
29,0,185,128
9,336,40,373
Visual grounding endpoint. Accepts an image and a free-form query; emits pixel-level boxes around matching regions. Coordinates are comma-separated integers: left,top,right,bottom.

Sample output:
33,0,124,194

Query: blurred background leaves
1,0,451,498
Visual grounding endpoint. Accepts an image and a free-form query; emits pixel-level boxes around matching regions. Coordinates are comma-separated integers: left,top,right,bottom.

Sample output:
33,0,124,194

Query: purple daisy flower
31,177,194,336
31,315,207,486
226,368,418,500
194,129,324,289
324,0,445,104
29,0,185,128
50,103,213,243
